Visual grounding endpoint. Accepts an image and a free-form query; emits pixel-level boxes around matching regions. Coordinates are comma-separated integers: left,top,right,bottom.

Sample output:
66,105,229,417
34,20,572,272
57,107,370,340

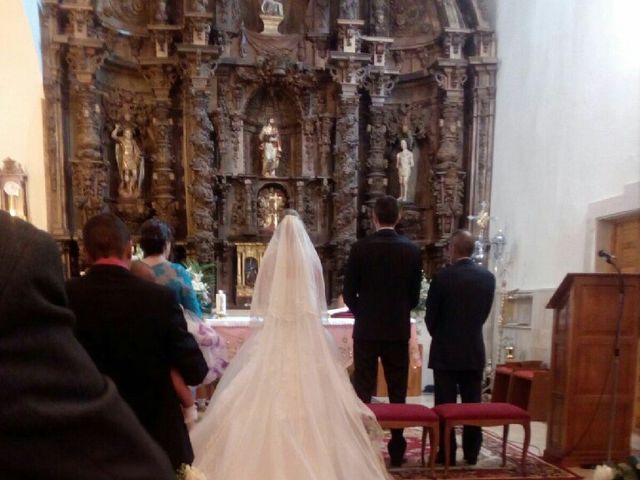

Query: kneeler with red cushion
433,402,531,477
367,403,439,478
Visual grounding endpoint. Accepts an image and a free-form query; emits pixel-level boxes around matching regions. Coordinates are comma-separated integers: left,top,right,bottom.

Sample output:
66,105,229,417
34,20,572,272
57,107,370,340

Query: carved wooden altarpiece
41,0,497,304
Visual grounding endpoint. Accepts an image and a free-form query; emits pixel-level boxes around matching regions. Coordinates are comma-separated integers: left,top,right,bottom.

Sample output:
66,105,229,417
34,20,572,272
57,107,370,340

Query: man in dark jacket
66,213,208,469
0,210,176,479
343,195,423,467
426,229,496,466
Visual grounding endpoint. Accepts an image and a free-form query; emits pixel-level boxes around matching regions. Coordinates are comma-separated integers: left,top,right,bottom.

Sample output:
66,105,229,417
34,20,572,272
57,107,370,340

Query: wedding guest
343,195,423,467
66,213,208,469
426,229,495,466
138,218,228,384
0,210,175,479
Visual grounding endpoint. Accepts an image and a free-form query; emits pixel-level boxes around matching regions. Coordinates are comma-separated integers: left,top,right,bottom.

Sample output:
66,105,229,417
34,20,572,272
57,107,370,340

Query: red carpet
383,428,582,480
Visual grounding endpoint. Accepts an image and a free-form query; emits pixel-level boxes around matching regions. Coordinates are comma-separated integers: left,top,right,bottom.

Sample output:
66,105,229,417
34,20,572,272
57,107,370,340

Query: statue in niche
192,0,208,13
396,139,414,202
154,0,168,23
340,0,358,19
111,124,144,198
261,0,284,17
259,118,282,177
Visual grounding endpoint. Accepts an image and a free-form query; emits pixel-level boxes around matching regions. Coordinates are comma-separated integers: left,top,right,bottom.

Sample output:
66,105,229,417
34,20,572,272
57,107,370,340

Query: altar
207,309,424,396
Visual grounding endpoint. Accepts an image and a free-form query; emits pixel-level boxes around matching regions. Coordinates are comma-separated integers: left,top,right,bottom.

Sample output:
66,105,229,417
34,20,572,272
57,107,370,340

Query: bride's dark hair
282,209,299,218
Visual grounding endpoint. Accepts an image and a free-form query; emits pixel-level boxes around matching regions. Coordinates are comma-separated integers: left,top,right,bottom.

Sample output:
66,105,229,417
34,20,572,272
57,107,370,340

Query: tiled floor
373,394,640,480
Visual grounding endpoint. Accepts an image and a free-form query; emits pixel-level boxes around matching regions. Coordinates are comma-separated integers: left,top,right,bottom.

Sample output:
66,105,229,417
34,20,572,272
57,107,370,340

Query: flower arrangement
185,259,215,313
176,464,207,480
594,457,640,480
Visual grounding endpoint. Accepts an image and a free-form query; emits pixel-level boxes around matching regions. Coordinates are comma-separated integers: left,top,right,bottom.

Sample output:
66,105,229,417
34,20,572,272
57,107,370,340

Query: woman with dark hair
137,218,228,387
139,219,202,317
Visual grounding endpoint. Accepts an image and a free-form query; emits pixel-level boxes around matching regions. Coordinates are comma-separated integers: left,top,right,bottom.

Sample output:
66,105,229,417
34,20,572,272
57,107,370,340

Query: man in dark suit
343,195,423,467
426,229,496,466
66,213,208,470
0,211,176,479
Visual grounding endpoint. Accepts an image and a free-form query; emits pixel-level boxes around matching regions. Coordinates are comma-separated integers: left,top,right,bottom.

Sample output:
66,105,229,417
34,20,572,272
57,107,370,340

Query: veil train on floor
190,212,390,479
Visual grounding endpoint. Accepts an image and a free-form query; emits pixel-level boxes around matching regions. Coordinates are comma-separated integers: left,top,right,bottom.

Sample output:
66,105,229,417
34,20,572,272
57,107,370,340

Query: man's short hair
374,195,400,226
450,229,474,257
139,218,173,256
83,213,131,260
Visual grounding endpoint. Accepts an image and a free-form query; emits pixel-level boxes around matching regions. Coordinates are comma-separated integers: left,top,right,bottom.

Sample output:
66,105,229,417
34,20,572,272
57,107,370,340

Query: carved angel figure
112,124,143,198
261,0,284,17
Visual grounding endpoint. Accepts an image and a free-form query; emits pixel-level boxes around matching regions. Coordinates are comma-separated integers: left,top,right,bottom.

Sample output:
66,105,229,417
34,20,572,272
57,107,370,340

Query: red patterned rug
382,428,582,480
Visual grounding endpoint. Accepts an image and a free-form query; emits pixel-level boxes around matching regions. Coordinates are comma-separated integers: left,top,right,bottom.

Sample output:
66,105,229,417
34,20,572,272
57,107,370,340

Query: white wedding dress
191,214,390,479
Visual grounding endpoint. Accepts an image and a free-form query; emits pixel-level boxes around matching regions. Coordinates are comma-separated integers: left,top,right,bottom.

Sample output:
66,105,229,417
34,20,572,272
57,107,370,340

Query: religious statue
111,124,143,198
154,0,168,23
259,118,282,177
261,0,284,17
396,139,414,202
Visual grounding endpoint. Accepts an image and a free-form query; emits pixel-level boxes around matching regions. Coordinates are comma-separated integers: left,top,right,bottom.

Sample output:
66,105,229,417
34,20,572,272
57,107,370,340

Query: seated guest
0,210,175,479
138,218,228,384
66,213,208,470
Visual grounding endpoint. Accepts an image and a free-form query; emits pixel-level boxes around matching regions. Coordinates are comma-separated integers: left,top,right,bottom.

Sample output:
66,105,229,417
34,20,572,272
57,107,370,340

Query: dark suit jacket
67,265,208,469
343,229,422,341
426,258,496,371
0,212,175,479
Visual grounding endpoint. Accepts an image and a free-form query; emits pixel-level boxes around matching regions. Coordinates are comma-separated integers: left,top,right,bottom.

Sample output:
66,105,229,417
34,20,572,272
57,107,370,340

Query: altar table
206,310,423,396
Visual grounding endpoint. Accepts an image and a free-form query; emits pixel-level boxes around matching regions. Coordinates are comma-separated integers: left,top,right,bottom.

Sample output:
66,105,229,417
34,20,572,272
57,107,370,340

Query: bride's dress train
190,214,389,479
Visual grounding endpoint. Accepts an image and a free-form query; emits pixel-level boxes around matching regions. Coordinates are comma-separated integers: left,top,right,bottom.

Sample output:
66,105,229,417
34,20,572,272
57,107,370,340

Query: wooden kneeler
433,402,531,478
367,403,440,478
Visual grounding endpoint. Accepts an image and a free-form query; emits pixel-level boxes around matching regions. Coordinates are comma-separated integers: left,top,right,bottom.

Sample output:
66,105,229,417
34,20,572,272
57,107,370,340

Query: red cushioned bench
367,403,439,477
433,402,530,477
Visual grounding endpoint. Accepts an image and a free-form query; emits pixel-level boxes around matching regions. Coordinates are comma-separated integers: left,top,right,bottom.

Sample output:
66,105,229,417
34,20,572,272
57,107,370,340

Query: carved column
468,29,497,240
42,1,68,236
329,15,368,297
365,106,387,202
142,63,178,225
66,39,106,233
332,94,360,296
432,30,469,243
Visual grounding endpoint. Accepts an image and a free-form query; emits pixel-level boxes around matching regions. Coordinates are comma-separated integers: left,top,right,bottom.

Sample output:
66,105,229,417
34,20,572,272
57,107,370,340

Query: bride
191,211,390,479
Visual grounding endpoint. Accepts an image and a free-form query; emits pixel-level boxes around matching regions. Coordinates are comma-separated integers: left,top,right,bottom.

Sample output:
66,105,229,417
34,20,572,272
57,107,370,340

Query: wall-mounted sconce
0,157,28,220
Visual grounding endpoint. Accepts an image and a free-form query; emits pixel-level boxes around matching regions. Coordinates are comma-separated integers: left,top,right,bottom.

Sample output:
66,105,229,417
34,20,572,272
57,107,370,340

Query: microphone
598,249,616,262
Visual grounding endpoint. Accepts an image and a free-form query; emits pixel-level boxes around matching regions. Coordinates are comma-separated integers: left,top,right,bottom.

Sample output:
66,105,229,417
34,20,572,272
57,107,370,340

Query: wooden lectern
544,273,640,466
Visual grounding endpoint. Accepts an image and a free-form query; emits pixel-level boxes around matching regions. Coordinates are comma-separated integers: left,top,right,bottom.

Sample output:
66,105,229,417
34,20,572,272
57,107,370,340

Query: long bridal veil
191,213,389,479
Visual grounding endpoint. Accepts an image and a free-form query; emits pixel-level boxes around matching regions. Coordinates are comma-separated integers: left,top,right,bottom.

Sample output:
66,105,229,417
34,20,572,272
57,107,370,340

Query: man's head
82,213,132,264
448,229,474,262
373,195,400,229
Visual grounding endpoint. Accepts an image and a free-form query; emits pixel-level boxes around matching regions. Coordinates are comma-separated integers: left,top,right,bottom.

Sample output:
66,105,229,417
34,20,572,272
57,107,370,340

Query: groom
343,195,423,467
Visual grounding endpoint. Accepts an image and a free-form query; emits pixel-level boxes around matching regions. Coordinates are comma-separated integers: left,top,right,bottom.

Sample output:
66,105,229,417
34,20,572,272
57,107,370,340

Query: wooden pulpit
544,273,640,466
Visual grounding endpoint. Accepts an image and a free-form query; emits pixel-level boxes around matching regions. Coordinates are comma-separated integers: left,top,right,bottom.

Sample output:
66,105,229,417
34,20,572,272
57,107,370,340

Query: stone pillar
332,94,360,296
142,63,179,226
41,1,68,236
468,29,497,240
365,106,388,203
431,33,469,243
65,40,106,233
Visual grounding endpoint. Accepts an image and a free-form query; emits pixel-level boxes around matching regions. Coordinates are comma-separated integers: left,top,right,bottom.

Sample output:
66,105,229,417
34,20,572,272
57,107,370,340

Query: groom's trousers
352,339,409,465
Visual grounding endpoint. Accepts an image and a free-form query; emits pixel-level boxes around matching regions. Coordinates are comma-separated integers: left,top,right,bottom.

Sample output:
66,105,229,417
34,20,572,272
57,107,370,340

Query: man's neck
93,257,130,269
452,256,471,263
376,226,396,231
